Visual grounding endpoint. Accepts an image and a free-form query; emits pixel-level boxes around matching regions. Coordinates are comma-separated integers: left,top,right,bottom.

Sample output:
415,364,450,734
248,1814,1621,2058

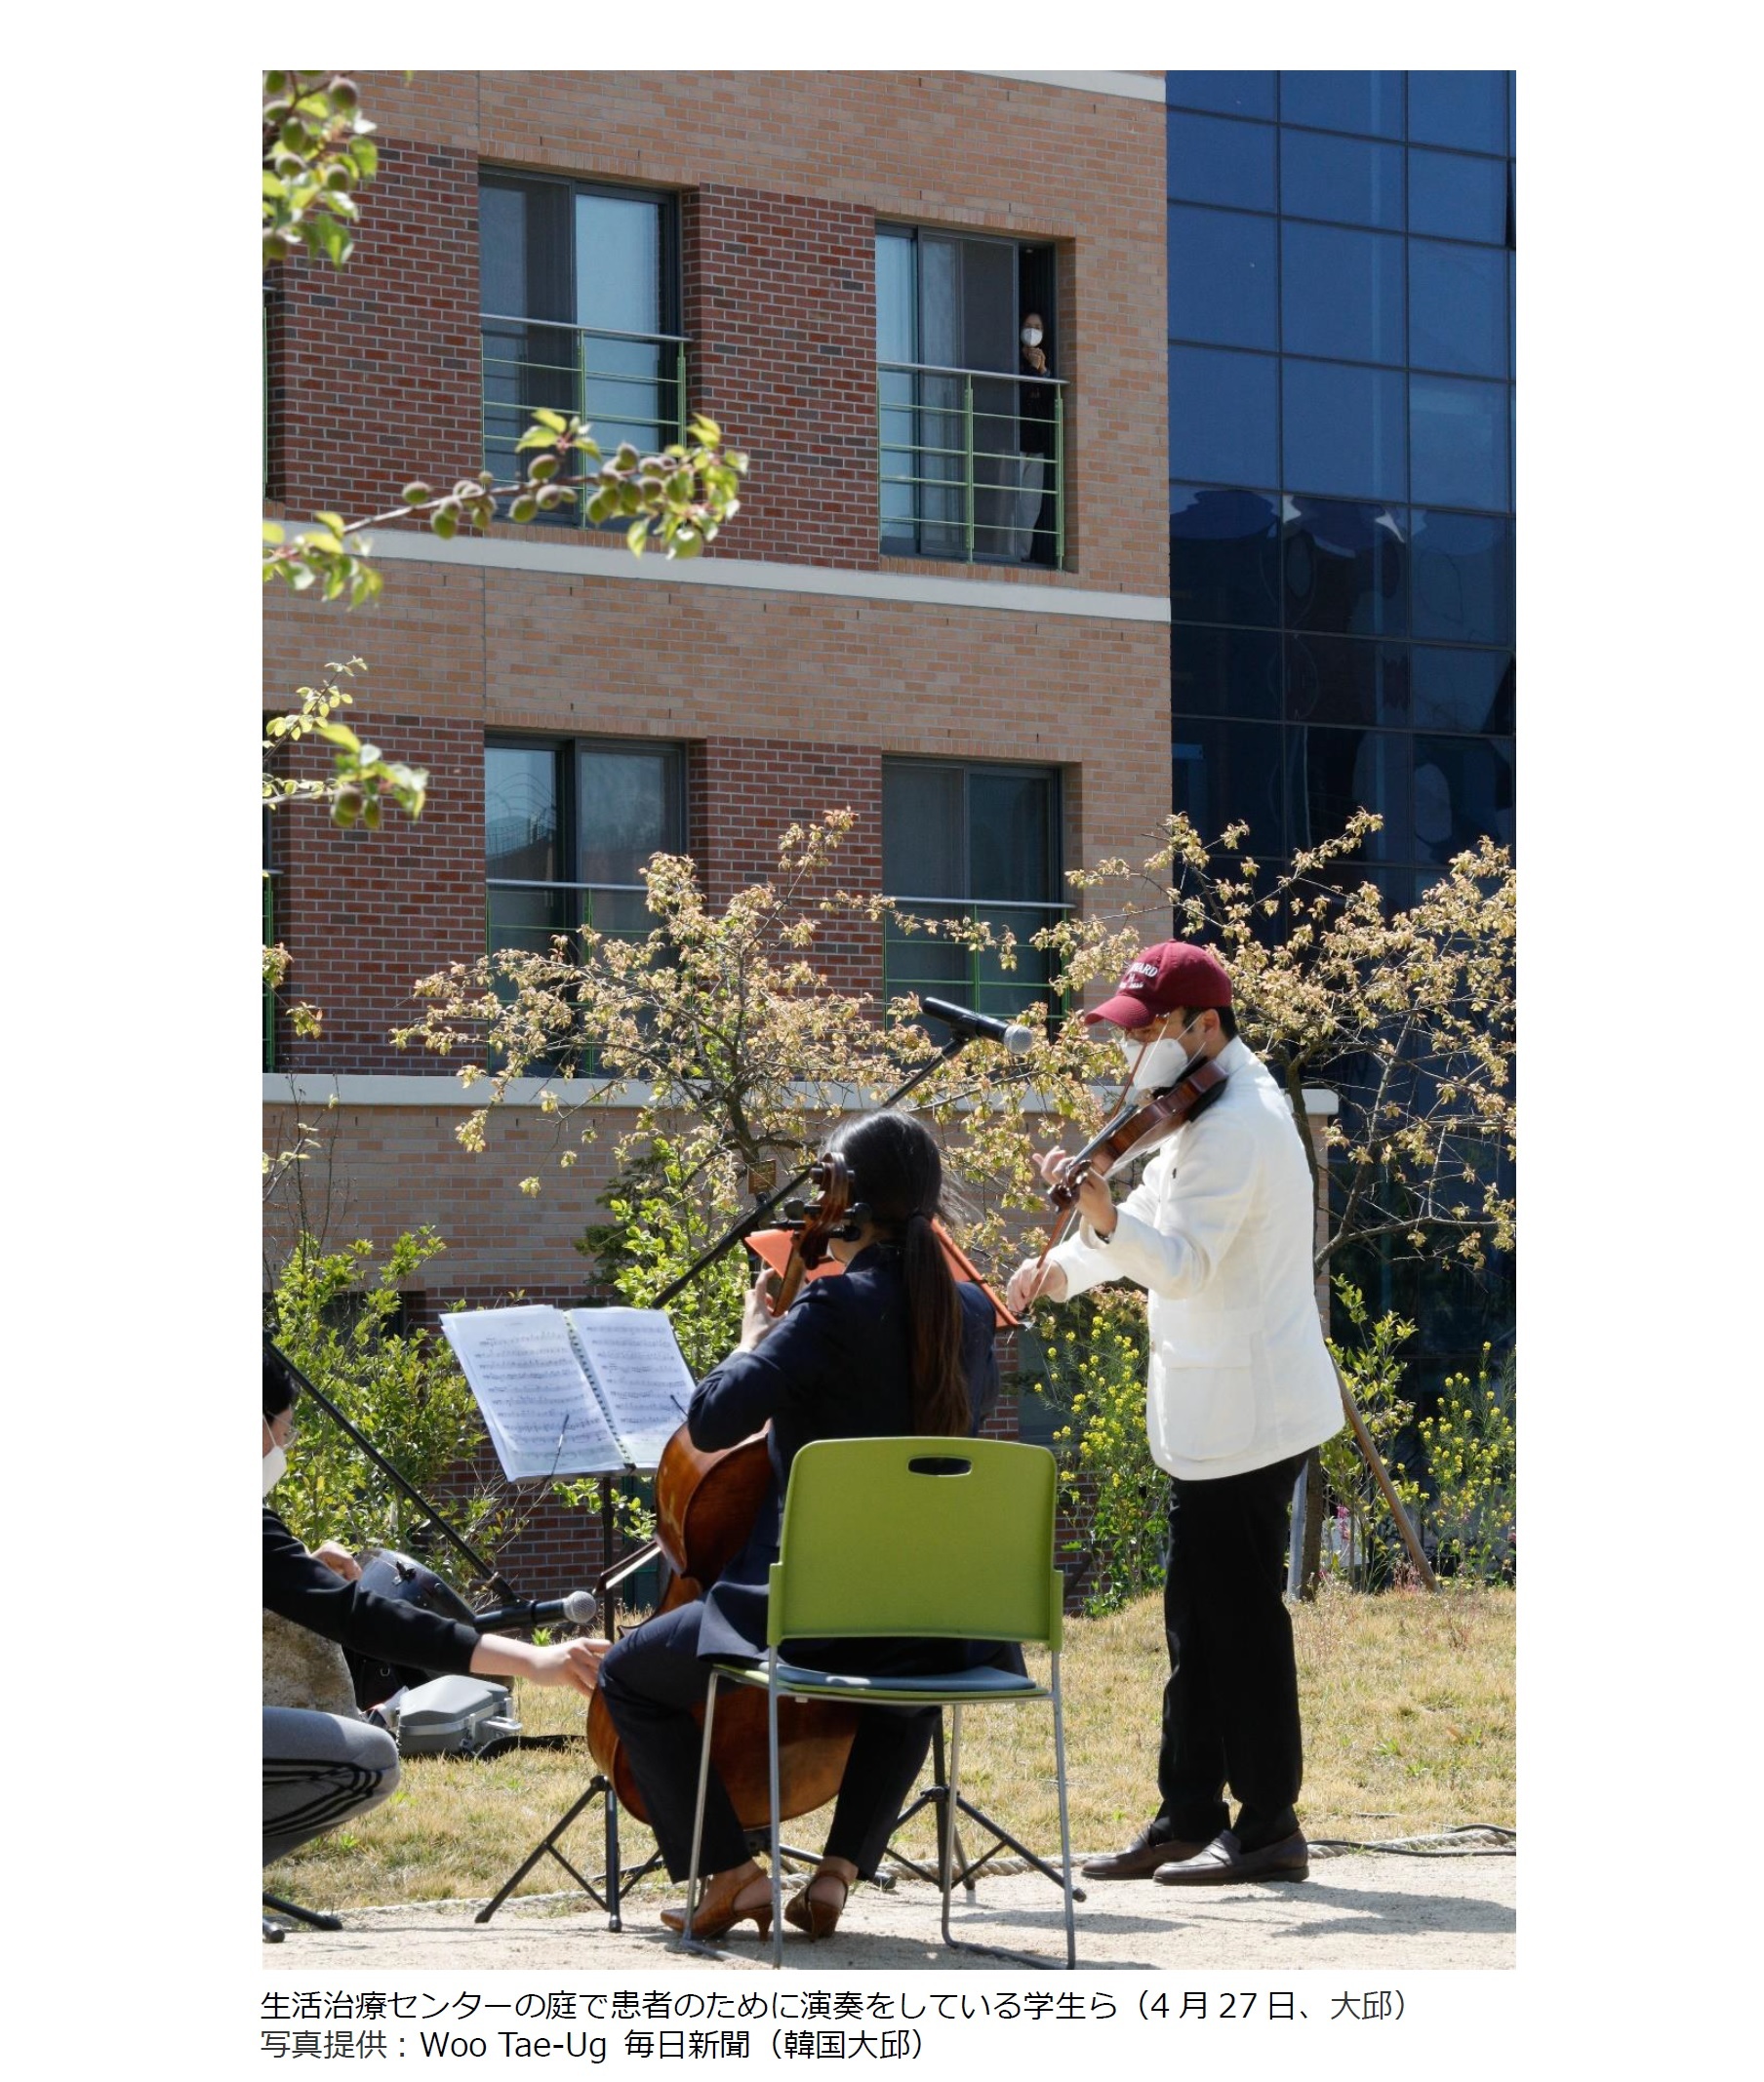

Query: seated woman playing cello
593,1108,1006,1942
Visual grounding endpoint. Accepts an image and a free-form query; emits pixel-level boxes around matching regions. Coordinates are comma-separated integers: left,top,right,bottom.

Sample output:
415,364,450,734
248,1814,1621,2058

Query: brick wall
269,70,1166,593
683,187,875,571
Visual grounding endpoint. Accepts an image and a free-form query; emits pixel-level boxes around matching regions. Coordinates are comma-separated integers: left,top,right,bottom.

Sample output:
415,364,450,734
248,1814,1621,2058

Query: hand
1034,1145,1117,1239
1006,1258,1068,1314
512,1637,609,1698
311,1540,361,1582
739,1269,781,1351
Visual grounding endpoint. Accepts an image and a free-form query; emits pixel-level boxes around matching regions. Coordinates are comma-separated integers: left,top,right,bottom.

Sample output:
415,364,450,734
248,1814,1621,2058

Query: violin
584,1156,863,1831
1035,1059,1229,1270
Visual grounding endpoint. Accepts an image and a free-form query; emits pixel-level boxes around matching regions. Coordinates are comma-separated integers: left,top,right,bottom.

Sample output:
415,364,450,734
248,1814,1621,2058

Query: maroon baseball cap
1085,941,1233,1028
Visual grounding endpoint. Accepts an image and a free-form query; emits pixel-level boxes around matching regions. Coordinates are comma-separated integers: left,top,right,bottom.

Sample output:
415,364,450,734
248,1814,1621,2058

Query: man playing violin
1005,941,1342,1887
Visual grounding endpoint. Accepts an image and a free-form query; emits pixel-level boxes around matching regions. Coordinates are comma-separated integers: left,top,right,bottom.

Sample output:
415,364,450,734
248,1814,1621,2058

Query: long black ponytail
822,1111,970,1438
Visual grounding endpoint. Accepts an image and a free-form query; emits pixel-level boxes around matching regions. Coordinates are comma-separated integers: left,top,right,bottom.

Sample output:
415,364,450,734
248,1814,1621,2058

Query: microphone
918,997,1035,1057
470,1589,601,1632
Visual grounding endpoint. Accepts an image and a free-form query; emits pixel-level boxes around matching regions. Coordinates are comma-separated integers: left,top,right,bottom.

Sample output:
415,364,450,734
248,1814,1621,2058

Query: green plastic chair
682,1436,1076,1969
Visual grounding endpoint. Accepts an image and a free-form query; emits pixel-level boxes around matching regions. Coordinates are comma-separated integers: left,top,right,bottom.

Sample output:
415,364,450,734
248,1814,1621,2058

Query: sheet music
567,1307,695,1470
441,1306,623,1478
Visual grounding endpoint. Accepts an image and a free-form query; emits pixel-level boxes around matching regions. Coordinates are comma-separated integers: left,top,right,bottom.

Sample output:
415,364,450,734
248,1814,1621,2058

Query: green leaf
531,408,567,433
626,521,649,556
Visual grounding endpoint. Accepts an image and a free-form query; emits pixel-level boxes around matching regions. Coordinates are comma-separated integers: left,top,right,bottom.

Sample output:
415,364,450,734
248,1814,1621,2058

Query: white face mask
261,1440,288,1498
1021,327,1043,347
1117,1020,1199,1094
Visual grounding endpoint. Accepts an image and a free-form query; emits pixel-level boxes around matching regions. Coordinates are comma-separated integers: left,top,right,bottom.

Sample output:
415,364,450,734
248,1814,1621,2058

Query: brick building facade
263,69,1172,1594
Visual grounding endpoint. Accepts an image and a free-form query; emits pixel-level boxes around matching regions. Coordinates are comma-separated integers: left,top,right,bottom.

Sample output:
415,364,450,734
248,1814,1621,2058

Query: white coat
1047,1036,1343,1482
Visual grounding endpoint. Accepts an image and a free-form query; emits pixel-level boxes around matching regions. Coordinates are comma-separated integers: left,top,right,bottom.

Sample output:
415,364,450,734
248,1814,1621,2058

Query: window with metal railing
881,759,1065,1023
877,225,1064,568
485,737,687,966
479,175,684,522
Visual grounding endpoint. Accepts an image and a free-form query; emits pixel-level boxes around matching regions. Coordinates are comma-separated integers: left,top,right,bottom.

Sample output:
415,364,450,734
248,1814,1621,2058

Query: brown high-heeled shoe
783,1871,850,1941
661,1876,774,1942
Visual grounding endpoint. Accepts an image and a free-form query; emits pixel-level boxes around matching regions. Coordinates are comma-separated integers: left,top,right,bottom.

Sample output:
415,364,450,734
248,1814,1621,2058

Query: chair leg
940,1706,962,1949
1052,1653,1077,1970
767,1653,783,1970
938,1700,1075,1970
680,1670,720,1950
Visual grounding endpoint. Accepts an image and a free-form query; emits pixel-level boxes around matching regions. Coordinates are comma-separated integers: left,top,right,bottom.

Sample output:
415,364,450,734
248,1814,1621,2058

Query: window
1167,109,1277,212
1168,206,1278,349
881,760,1062,1021
1281,222,1405,364
1279,70,1405,140
1279,129,1405,231
1409,240,1508,378
479,175,681,519
1409,149,1509,245
1169,346,1279,487
1409,377,1511,511
1282,362,1407,501
485,738,686,956
1407,72,1508,157
876,225,1062,565
1165,72,1276,120
1169,485,1283,628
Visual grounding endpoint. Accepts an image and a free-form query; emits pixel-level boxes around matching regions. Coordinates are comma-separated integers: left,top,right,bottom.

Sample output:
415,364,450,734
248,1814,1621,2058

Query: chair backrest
766,1437,1062,1653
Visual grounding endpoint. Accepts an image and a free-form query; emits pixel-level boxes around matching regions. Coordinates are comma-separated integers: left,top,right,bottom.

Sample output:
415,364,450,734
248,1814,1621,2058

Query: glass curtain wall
1166,71,1515,909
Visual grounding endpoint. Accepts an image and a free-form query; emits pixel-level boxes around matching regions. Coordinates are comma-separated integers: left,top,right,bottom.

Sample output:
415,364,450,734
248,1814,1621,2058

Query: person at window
1019,311,1049,378
592,1110,1006,1943
1005,941,1342,1887
261,1348,604,1870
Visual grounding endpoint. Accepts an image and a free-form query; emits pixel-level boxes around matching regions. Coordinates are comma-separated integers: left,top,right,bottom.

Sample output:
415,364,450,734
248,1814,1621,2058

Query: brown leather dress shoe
1153,1829,1309,1885
1081,1828,1212,1881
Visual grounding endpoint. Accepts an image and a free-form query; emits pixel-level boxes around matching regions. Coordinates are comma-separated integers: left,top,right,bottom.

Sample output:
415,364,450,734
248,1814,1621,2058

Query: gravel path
263,1847,1514,1973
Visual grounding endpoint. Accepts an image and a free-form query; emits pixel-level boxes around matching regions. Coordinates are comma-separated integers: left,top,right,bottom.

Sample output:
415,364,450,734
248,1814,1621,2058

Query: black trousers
597,1601,941,1884
1154,1452,1306,1850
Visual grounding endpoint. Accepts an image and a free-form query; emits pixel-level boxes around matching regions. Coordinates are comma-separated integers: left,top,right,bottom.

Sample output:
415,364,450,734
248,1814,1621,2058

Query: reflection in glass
1282,363,1408,501
1167,109,1277,211
1281,221,1405,364
884,761,965,896
1283,497,1409,637
1408,71,1508,155
1286,636,1411,727
970,769,1057,901
1410,240,1507,378
575,193,661,335
1280,130,1405,231
1165,71,1276,119
1411,510,1515,645
1411,647,1513,734
486,744,559,881
1168,206,1278,348
1412,735,1514,861
1170,346,1279,487
1290,724,1410,861
1409,148,1509,244
1281,70,1405,139
1169,485,1282,626
576,745,681,889
1172,626,1281,720
1172,720,1286,855
1410,377,1511,511
875,229,915,360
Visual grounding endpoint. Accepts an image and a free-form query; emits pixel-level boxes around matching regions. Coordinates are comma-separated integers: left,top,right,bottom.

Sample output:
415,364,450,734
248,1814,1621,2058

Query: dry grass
265,1581,1513,1910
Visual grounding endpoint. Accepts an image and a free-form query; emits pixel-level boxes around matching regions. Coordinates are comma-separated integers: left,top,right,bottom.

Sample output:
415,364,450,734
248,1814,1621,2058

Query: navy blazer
687,1245,1000,1666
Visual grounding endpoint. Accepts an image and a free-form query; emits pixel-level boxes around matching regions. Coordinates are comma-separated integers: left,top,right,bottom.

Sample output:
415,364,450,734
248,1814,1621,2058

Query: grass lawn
265,1581,1513,1910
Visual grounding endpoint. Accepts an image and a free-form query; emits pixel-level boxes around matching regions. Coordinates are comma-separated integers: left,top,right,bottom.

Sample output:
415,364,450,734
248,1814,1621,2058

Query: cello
583,1155,864,1829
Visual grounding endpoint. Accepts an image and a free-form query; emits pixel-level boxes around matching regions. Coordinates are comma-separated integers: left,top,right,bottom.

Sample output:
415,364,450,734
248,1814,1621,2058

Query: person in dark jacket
261,1349,601,1864
594,1110,1004,1944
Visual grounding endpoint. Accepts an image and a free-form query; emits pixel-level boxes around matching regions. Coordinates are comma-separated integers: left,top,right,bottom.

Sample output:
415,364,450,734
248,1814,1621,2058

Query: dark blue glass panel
1279,71,1405,140
1409,148,1509,243
1282,363,1407,501
1170,485,1282,626
1411,510,1514,645
1412,646,1514,734
1168,206,1277,348
1411,378,1511,510
1413,734,1514,861
1170,347,1278,486
1408,72,1508,156
1172,626,1281,719
1282,221,1405,363
1284,497,1409,637
1287,636,1411,727
1289,724,1410,861
1166,71,1276,119
1410,240,1507,377
1167,109,1277,211
1172,720,1285,854
1280,129,1404,230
